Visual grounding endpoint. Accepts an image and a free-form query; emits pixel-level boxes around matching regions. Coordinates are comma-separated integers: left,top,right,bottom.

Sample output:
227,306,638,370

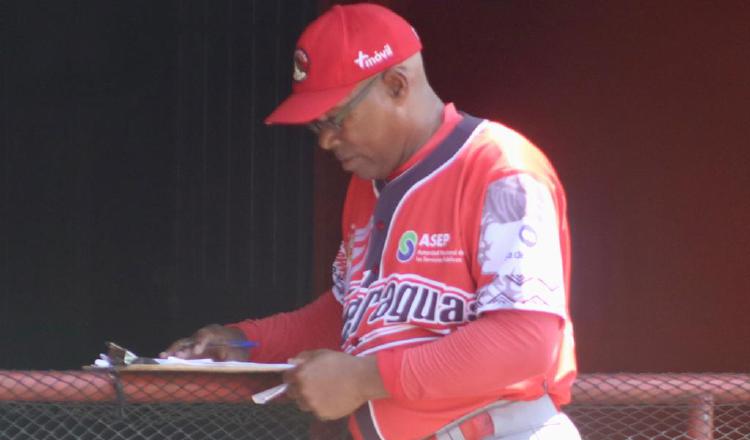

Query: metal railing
1,370,748,439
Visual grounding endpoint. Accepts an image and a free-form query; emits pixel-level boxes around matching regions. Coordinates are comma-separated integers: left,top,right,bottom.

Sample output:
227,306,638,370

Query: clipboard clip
105,341,158,366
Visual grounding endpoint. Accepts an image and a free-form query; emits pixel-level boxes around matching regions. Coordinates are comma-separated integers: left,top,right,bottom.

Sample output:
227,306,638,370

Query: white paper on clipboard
153,357,295,372
92,356,294,373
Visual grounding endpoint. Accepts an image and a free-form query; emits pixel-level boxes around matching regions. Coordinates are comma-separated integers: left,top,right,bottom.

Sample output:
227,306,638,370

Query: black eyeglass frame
308,73,383,134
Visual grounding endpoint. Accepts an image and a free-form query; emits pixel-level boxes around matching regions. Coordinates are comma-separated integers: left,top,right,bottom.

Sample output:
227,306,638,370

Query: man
163,4,580,439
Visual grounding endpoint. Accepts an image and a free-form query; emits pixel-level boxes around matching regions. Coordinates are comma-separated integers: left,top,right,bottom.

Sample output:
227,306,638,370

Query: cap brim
264,83,357,125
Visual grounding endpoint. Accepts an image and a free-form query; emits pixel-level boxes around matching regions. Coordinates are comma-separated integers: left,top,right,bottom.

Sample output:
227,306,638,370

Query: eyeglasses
308,73,382,134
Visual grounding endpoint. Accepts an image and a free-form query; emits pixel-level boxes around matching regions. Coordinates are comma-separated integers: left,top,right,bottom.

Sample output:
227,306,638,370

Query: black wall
1,1,317,369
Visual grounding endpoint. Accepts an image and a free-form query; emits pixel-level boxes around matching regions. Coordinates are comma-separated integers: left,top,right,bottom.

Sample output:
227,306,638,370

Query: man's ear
382,68,408,102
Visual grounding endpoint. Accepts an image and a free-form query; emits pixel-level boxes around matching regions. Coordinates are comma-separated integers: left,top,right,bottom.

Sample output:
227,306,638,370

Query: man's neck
400,92,445,165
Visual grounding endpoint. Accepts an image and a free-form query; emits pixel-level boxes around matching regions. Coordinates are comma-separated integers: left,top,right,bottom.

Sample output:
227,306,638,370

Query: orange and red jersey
333,104,575,440
233,104,576,440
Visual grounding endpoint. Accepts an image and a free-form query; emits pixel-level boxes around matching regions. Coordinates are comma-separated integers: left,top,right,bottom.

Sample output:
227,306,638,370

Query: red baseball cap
264,3,422,125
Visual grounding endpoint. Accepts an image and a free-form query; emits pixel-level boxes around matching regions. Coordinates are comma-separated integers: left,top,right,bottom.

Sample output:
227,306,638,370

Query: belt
424,395,558,440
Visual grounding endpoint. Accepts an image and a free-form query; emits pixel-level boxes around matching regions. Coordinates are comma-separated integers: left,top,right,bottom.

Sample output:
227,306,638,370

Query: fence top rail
571,373,750,405
0,371,748,405
0,370,279,404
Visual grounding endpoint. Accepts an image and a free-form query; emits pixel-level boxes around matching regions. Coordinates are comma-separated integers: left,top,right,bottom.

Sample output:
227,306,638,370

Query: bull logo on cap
293,48,309,82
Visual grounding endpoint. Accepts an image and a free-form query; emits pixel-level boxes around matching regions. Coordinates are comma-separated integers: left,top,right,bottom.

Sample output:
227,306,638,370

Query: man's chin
348,168,382,180
342,162,368,179
340,159,386,180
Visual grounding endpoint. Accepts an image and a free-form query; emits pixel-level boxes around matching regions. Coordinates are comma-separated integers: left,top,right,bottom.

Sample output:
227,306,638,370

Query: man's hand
159,324,250,361
282,349,389,420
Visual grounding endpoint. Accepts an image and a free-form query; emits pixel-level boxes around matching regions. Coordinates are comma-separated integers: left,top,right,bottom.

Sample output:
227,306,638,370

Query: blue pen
208,340,258,349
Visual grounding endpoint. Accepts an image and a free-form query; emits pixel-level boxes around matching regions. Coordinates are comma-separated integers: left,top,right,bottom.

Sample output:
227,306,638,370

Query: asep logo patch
397,230,418,262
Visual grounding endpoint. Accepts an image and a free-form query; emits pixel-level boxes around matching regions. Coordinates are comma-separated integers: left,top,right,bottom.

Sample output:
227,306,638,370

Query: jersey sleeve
227,290,343,363
475,173,567,319
376,310,561,400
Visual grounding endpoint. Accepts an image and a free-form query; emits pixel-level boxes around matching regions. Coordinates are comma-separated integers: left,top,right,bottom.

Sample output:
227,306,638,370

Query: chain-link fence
567,373,750,440
0,370,348,440
1,370,748,439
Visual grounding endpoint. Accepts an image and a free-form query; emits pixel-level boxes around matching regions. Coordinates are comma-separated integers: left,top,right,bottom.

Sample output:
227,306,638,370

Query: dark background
1,0,317,369
2,0,750,372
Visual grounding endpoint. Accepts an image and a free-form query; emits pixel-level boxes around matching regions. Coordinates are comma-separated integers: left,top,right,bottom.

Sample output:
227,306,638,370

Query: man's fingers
161,336,215,359
283,379,313,413
283,381,298,401
297,399,312,413
192,338,209,357
288,349,318,365
161,324,243,360
159,338,195,359
282,369,304,406
283,355,330,417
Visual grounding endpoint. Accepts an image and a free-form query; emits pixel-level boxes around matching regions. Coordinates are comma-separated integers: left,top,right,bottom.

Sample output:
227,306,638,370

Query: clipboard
86,359,294,374
103,361,294,374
